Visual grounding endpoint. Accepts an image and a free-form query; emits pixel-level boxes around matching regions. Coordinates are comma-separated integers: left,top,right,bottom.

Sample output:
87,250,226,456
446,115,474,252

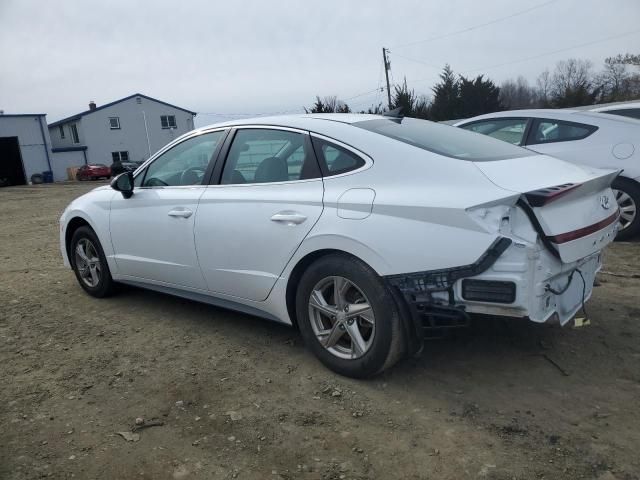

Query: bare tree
500,76,537,109
608,53,640,67
597,53,640,102
549,59,598,107
599,57,629,101
536,69,552,107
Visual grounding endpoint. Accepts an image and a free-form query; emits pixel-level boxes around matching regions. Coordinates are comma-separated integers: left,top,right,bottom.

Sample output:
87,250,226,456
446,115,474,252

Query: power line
196,85,385,118
393,0,558,49
407,28,640,87
343,87,383,101
391,52,442,70
197,108,305,117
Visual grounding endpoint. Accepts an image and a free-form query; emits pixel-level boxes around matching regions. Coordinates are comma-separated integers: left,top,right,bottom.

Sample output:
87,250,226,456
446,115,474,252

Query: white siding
50,150,86,181
49,96,195,166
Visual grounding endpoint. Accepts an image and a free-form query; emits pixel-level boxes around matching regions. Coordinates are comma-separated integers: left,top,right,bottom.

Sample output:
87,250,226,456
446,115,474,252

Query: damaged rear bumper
385,235,605,355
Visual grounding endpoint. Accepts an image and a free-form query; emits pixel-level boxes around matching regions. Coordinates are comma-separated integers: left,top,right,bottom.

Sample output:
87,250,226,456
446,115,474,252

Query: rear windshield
354,117,532,161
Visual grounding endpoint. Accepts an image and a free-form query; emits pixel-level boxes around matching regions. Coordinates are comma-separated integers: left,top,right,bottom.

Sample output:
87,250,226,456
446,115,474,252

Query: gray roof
48,93,197,128
0,113,46,117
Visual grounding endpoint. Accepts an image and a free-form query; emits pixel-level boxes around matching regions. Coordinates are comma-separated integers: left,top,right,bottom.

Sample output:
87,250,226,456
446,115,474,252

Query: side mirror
110,172,134,199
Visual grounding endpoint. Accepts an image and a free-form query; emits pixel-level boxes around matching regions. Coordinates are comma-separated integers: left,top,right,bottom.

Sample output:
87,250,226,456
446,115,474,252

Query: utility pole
382,47,392,110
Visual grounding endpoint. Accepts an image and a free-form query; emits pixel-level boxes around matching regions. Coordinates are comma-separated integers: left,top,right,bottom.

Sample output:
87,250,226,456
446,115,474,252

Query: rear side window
355,117,530,161
528,119,597,145
311,137,365,176
221,129,320,184
460,118,528,145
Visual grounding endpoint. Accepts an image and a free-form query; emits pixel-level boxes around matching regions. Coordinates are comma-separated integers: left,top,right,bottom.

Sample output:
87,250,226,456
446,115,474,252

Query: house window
59,125,65,139
111,151,129,162
161,115,177,129
109,117,121,129
70,124,80,144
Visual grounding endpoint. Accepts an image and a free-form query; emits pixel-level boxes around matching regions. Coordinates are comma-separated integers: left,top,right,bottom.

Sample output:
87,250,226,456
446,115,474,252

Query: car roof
194,113,386,133
590,101,640,112
455,109,640,127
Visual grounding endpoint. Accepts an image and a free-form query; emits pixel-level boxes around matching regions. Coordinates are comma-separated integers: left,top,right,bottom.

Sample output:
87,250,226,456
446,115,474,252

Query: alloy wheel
613,188,637,232
74,238,101,287
308,276,375,359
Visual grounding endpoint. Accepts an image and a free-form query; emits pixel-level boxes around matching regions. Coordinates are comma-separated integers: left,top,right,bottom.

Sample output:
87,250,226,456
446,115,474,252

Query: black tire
69,226,116,297
612,177,640,241
295,254,404,378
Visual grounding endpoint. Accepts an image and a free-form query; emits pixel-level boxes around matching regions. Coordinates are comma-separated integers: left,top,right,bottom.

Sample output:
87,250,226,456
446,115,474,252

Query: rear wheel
70,226,116,297
612,177,640,241
295,254,404,378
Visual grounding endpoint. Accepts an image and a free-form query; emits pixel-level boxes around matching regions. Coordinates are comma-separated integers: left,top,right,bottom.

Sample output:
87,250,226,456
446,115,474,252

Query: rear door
524,118,600,168
194,127,324,301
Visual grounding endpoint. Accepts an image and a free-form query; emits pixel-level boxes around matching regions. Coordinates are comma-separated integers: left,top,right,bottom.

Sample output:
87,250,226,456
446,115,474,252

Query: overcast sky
1,0,638,127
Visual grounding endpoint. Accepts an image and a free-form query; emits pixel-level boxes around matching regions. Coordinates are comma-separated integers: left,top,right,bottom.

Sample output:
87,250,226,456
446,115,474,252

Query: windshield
354,117,533,161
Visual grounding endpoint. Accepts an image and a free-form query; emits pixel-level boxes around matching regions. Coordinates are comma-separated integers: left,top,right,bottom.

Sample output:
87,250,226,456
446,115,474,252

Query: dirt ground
1,182,639,480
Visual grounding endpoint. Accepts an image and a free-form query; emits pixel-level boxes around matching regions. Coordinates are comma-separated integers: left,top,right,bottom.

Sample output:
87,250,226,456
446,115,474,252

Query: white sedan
454,110,640,239
590,101,640,121
60,114,619,377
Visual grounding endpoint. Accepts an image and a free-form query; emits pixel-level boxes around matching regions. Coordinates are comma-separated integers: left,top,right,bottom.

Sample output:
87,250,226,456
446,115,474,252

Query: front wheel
295,254,404,378
612,177,640,241
70,226,116,297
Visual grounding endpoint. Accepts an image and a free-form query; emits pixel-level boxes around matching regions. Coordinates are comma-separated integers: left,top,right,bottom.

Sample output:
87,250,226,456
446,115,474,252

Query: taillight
524,183,581,207
548,211,619,244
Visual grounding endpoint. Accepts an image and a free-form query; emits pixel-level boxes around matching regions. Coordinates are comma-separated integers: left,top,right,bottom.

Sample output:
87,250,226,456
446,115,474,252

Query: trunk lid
474,155,620,263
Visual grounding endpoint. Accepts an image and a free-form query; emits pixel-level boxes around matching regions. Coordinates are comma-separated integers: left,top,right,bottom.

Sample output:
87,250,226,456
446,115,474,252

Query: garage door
0,137,27,186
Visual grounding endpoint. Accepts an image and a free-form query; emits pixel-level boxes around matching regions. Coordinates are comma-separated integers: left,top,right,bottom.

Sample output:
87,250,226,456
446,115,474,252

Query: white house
48,93,197,176
0,113,54,185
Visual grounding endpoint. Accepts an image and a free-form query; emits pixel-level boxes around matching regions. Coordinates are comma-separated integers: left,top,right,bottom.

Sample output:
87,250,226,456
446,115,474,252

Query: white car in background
60,114,618,377
590,101,640,121
455,110,640,239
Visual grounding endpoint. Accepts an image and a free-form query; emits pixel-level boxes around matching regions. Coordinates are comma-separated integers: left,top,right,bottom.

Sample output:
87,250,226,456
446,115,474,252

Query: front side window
460,118,528,145
111,151,129,162
529,119,597,145
221,129,320,184
311,137,365,175
139,130,225,187
109,117,121,129
70,124,80,144
59,125,65,139
161,115,177,129
356,118,530,161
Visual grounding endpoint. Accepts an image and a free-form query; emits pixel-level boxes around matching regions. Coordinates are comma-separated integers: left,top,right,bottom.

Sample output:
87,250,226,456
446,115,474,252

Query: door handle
168,208,193,218
270,211,307,225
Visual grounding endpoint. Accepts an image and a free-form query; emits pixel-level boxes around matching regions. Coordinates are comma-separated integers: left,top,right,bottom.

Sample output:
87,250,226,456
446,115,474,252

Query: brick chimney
89,101,97,111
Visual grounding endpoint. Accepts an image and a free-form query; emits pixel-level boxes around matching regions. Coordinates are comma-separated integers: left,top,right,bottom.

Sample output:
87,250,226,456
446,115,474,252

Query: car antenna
382,107,403,118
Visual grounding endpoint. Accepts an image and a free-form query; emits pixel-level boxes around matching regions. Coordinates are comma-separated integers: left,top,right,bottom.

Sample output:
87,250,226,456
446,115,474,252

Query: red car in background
76,164,111,181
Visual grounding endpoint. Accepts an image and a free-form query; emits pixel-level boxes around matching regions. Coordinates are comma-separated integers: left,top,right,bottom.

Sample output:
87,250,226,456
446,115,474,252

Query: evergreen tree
305,95,351,113
458,74,503,118
391,79,429,119
429,65,460,121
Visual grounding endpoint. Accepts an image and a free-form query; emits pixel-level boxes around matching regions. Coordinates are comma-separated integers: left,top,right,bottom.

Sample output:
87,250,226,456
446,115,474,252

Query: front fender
60,189,117,273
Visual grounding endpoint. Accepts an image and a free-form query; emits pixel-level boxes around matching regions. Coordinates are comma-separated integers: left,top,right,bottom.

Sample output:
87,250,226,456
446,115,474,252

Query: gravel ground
1,182,639,480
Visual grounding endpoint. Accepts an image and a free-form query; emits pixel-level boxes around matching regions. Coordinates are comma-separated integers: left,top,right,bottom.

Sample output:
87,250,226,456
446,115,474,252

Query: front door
195,127,324,301
109,130,226,289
